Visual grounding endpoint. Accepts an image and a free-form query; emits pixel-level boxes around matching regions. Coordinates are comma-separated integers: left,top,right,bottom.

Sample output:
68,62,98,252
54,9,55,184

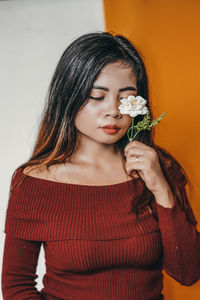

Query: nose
104,96,122,118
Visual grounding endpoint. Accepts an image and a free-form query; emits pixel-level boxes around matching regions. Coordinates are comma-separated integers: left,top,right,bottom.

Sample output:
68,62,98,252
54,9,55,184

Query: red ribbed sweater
2,167,200,299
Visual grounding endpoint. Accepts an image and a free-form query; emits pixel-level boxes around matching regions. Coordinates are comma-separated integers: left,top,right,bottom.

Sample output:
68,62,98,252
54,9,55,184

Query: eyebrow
119,86,137,92
92,85,137,92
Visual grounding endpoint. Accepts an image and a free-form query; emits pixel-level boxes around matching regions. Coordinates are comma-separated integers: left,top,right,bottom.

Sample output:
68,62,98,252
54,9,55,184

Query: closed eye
89,96,105,101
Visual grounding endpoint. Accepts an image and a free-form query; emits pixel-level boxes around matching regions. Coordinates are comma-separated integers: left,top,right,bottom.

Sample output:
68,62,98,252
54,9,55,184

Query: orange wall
103,0,200,299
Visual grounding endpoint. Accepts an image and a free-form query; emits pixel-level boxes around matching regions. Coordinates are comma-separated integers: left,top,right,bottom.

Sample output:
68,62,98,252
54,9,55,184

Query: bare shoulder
23,165,52,180
23,163,72,182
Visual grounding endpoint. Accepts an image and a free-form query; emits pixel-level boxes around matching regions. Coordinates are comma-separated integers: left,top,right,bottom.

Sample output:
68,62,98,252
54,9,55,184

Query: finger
125,141,150,152
126,161,145,174
127,155,145,163
125,148,146,158
125,147,152,159
125,145,157,161
126,157,146,174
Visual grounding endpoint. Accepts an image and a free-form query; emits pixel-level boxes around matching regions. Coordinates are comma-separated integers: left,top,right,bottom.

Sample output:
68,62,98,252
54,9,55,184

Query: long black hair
18,32,190,214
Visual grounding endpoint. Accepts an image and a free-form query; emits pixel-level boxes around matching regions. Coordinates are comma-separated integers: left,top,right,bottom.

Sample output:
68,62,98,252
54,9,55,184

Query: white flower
118,95,149,117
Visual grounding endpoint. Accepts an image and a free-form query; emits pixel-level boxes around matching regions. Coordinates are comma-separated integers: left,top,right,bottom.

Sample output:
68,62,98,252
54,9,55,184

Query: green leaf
127,111,167,142
134,111,151,132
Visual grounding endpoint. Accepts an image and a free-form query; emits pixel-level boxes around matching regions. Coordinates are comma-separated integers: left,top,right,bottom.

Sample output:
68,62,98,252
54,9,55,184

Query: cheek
74,106,95,130
74,112,86,130
78,102,98,117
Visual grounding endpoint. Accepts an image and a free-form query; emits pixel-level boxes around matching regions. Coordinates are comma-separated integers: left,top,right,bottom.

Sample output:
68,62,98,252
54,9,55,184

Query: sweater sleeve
1,235,43,300
155,181,200,286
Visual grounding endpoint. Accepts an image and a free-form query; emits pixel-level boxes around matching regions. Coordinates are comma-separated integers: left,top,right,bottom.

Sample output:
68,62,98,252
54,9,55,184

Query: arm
155,187,200,286
124,140,200,285
2,235,43,299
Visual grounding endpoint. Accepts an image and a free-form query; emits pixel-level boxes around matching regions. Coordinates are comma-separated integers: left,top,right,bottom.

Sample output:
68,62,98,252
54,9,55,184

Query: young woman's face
74,61,137,145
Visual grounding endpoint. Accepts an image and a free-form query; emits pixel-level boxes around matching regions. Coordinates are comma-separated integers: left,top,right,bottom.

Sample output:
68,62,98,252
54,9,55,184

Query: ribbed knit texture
2,167,200,300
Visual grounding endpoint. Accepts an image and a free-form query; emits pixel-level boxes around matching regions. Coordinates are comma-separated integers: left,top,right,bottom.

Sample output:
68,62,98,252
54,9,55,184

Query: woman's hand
124,141,174,207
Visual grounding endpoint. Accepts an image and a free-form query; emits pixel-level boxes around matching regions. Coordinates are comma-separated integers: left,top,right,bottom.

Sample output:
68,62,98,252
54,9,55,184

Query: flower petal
127,95,136,101
118,95,148,117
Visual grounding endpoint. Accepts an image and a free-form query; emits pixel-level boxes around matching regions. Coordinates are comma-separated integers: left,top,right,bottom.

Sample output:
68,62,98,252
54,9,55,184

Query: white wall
0,0,105,296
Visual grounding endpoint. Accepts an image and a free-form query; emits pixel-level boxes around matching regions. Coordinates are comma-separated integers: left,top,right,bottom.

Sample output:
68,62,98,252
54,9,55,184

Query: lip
101,128,120,135
101,124,121,129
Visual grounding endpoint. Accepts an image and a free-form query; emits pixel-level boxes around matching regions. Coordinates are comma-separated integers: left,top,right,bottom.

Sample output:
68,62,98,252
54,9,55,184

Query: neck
69,135,122,169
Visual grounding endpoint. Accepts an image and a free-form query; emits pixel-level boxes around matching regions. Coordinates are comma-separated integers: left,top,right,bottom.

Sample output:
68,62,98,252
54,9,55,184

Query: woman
2,32,200,299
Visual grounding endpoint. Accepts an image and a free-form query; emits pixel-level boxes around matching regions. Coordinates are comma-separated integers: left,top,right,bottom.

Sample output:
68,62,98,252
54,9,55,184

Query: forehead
94,61,137,85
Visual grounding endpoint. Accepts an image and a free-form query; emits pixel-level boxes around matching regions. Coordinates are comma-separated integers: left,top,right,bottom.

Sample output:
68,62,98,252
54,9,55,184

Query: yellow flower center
131,99,137,106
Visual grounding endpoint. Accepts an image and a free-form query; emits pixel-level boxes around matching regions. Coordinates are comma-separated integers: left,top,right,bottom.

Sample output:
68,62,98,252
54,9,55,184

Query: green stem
130,118,134,139
132,131,139,140
127,118,135,141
